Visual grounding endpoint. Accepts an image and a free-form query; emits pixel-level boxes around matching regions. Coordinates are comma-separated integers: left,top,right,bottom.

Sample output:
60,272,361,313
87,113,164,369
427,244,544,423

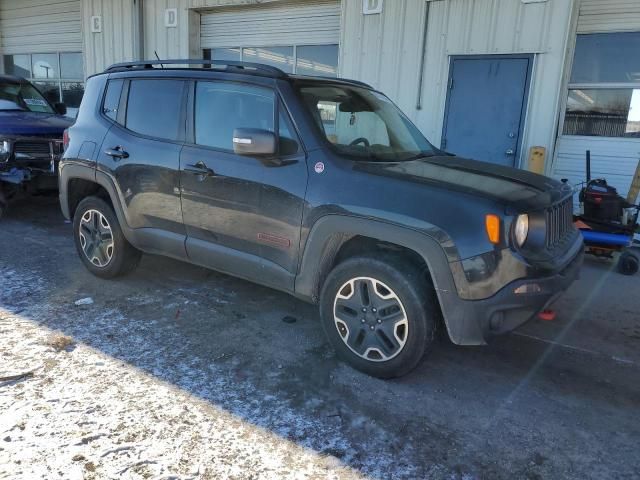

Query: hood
356,155,573,212
0,111,73,136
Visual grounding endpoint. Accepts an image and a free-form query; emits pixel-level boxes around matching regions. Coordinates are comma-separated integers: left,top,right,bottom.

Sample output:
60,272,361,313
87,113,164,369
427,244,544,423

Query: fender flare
294,214,485,345
59,163,132,239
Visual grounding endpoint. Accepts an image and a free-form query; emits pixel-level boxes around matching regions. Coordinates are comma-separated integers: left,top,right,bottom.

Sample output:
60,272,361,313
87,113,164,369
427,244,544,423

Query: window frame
3,52,85,109
186,79,304,159
562,32,640,140
104,77,188,144
202,43,339,78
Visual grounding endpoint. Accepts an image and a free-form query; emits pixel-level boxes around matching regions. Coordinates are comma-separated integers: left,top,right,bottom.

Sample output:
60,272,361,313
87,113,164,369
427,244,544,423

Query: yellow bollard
528,146,546,175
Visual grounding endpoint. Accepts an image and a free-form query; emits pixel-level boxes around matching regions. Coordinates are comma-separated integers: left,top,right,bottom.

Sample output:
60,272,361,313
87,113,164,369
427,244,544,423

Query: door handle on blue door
104,146,129,159
184,161,215,178
505,149,515,156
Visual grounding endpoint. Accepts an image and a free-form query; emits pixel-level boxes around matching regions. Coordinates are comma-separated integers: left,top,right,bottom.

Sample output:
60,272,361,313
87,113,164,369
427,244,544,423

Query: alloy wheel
78,209,114,268
333,277,409,362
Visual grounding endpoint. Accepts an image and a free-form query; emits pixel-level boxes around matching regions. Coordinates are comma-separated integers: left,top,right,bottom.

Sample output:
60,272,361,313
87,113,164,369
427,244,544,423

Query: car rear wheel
73,196,141,278
320,256,437,378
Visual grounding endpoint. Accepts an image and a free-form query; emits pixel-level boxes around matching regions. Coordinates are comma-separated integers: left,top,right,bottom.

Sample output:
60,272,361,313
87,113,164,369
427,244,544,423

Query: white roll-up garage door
201,0,340,49
0,0,82,54
577,0,640,34
200,0,340,76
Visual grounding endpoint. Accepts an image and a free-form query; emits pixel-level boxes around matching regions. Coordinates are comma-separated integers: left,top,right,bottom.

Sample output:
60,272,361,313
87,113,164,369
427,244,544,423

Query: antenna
154,51,164,69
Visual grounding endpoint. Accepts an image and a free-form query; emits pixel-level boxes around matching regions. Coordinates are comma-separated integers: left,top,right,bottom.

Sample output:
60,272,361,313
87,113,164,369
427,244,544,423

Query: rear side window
102,79,123,121
126,79,185,141
195,82,274,151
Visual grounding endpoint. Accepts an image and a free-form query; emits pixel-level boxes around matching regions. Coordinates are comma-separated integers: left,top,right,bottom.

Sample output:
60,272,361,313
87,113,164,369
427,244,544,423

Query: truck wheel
320,256,437,378
617,252,639,276
73,196,141,278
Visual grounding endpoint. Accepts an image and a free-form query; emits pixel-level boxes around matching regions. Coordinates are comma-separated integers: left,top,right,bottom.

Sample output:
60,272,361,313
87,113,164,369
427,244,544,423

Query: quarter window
125,79,185,141
195,82,275,151
102,79,124,122
563,33,640,138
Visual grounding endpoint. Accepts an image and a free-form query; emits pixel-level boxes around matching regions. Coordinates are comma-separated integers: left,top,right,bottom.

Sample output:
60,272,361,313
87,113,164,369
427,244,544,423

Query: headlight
514,214,529,247
0,140,10,162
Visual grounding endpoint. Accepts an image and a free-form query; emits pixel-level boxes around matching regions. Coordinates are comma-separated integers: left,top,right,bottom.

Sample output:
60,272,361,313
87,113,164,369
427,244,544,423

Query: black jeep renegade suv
59,60,583,378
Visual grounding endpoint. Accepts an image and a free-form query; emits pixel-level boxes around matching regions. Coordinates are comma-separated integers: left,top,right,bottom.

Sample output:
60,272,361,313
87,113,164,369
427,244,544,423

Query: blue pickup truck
0,75,73,218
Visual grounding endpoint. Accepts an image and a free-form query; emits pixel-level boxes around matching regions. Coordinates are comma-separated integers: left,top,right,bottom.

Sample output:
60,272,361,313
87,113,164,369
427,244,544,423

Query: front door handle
505,149,515,156
104,146,129,159
184,161,215,178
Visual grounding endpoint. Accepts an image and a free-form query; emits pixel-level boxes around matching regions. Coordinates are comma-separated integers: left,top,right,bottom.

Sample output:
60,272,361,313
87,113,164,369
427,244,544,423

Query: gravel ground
1,196,639,479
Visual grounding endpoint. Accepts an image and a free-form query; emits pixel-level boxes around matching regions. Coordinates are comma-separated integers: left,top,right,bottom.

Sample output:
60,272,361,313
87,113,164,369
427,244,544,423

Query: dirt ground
1,196,639,479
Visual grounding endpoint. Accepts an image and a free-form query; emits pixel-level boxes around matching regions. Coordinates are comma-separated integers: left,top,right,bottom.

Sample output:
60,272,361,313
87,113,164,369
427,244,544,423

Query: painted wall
340,0,577,171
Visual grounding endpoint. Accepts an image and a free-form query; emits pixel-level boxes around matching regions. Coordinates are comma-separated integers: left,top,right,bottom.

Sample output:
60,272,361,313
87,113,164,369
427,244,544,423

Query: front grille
12,140,63,159
545,198,573,249
14,141,51,158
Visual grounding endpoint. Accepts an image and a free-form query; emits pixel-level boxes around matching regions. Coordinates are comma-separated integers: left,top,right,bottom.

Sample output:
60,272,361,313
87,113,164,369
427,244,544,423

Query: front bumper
440,246,583,345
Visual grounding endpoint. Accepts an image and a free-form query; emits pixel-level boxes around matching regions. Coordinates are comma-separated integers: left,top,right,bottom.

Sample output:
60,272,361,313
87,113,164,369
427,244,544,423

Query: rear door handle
184,161,215,178
104,146,129,159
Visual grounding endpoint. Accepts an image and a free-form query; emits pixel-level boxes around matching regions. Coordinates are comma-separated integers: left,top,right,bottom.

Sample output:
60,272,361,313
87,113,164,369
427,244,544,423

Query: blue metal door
441,56,532,166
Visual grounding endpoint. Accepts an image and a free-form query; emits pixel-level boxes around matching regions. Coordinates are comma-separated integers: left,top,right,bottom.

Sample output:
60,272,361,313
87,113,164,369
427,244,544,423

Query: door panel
98,125,184,234
97,78,186,236
181,81,307,288
442,56,531,166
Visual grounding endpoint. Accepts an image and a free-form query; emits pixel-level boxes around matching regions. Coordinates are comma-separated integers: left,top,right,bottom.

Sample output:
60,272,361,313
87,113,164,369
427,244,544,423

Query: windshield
298,84,436,161
0,81,55,114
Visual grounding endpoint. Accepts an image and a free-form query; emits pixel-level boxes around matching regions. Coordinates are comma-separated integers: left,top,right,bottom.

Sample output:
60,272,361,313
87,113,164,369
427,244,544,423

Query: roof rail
104,59,288,78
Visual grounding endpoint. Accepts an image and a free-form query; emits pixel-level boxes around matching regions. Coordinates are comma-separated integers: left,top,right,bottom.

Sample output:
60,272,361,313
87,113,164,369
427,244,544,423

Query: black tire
617,251,639,276
319,255,437,379
73,196,141,278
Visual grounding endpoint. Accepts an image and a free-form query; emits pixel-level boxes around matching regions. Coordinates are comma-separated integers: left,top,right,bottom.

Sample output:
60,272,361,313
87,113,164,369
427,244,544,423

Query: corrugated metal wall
340,0,575,169
200,0,340,48
82,0,139,75
143,0,193,59
0,0,82,54
552,0,640,198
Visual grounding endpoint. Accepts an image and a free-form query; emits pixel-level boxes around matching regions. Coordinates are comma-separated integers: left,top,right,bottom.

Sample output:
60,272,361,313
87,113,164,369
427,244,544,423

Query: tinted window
126,79,184,140
563,32,640,137
242,47,294,73
102,79,123,121
296,45,339,77
570,33,640,84
195,82,274,150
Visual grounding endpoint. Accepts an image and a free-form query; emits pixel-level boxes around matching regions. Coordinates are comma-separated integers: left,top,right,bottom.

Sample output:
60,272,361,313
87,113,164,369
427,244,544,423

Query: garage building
1,0,638,200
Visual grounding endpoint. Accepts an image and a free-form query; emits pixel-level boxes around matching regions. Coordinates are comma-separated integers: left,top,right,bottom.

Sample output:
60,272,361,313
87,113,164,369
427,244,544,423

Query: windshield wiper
400,152,437,162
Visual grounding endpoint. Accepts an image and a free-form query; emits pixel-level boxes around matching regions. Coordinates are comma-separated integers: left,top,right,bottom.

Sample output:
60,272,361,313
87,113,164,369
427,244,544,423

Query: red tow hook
538,309,556,321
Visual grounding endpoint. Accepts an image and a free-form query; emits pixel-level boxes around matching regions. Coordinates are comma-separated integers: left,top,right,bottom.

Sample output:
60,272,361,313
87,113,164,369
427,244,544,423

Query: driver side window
317,100,390,146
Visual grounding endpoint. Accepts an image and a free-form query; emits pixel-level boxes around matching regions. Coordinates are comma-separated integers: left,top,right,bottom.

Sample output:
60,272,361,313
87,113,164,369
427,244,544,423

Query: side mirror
232,128,276,156
54,102,67,115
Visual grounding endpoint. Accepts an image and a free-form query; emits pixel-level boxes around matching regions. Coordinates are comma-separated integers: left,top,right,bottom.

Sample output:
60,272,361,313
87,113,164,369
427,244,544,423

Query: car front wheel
320,256,437,378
